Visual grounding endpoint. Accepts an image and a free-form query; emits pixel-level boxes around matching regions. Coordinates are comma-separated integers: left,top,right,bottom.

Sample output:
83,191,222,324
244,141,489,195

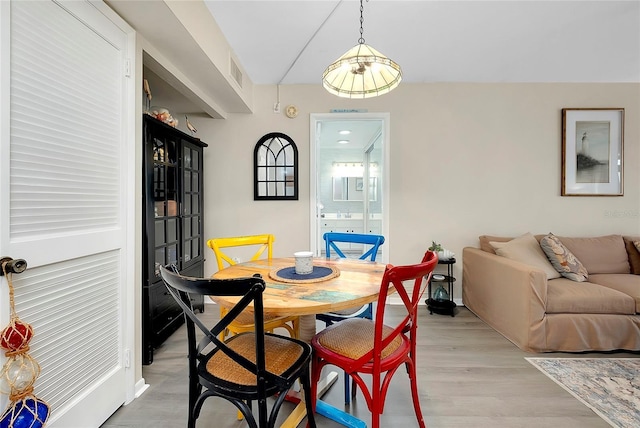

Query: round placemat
269,265,340,284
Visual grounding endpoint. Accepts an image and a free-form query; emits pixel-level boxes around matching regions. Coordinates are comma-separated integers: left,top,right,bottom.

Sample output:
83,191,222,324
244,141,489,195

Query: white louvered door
0,1,135,427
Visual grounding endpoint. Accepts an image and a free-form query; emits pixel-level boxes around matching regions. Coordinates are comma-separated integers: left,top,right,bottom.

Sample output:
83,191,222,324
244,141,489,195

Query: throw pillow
623,236,640,274
634,240,640,253
490,233,561,280
479,235,512,254
540,233,588,282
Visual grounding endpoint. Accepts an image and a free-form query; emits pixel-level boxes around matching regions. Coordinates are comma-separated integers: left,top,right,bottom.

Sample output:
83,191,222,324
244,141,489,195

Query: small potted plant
429,241,454,260
428,241,443,257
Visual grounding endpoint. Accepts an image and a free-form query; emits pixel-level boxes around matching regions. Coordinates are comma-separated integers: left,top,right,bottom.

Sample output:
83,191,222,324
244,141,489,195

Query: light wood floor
103,305,636,428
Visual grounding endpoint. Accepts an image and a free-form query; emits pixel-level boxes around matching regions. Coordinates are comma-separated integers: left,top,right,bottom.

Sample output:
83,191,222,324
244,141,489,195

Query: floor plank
103,305,636,427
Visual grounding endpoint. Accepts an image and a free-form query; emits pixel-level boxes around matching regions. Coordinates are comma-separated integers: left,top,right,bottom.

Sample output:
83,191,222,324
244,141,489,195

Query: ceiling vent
229,56,243,88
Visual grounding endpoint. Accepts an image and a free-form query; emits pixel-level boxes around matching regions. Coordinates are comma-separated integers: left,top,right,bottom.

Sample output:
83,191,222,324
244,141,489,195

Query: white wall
195,82,640,300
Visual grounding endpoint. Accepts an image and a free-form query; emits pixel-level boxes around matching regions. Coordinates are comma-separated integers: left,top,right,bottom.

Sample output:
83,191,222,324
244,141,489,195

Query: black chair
159,265,316,428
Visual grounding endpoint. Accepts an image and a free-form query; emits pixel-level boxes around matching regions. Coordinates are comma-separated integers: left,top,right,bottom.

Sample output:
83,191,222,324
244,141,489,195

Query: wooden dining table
212,256,388,428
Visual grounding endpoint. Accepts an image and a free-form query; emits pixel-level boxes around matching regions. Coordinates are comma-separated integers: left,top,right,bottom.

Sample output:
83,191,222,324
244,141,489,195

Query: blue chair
318,231,385,404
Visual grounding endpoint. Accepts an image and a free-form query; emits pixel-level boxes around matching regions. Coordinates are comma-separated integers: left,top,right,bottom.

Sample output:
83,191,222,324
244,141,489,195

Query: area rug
526,358,640,428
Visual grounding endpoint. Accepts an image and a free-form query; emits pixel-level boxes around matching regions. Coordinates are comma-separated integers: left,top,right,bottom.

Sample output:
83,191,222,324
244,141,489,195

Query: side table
426,257,456,317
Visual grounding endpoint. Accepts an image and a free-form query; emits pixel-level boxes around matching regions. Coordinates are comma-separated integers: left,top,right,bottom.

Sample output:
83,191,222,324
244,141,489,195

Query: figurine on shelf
149,107,178,128
431,274,449,302
185,115,197,136
143,78,152,112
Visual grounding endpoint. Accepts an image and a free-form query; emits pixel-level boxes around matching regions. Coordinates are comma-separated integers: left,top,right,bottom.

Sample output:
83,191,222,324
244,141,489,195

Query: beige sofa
462,234,640,352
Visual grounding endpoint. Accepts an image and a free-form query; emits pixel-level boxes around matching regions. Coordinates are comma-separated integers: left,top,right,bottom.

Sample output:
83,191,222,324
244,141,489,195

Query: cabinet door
336,219,357,233
181,140,204,269
319,220,335,257
320,219,337,233
366,219,382,235
152,130,180,279
144,119,179,282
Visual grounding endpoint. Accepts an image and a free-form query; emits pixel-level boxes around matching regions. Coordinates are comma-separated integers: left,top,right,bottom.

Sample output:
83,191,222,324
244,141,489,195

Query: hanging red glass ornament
0,320,33,353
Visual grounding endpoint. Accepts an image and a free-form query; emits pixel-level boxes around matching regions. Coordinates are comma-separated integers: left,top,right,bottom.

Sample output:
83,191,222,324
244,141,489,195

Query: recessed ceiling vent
230,56,243,88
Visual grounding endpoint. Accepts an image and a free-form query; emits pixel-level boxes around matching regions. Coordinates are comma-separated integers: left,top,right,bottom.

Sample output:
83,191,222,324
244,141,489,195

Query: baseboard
207,296,464,307
388,295,463,306
134,378,150,400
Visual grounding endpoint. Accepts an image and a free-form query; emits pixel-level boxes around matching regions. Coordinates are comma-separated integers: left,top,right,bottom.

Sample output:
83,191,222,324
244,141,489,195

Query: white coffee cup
294,251,314,275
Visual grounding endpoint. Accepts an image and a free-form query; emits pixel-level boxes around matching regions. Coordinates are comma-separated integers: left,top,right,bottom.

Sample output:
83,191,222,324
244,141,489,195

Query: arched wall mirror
254,132,298,200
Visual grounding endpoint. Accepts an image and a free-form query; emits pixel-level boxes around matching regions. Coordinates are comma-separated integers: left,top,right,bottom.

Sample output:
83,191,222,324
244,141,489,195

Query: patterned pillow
540,233,589,282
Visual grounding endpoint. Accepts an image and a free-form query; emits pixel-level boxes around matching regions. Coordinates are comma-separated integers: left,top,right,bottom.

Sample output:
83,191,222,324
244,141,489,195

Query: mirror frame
309,112,390,261
253,132,298,200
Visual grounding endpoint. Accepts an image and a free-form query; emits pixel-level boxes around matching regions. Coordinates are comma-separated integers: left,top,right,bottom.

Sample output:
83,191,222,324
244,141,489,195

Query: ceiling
318,119,383,149
108,1,639,118
204,0,640,85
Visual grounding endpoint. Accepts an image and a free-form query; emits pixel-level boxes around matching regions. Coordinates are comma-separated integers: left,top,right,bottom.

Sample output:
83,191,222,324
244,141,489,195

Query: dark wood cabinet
142,115,207,365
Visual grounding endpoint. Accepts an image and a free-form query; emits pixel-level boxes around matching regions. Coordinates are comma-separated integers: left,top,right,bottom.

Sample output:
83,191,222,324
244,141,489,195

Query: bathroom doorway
309,113,390,262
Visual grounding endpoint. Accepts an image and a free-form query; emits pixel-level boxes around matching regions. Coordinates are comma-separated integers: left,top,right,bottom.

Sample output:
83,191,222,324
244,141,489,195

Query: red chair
310,250,438,428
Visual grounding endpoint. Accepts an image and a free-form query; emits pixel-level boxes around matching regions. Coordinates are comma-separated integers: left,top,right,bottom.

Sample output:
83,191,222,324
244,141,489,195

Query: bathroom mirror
332,177,377,201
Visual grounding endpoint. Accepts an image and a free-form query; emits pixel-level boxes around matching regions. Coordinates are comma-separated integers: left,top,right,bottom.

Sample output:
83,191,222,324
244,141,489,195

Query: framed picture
561,108,624,196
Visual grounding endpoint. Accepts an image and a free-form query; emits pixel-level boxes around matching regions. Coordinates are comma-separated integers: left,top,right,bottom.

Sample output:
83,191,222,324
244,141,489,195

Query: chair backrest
355,250,438,367
323,232,385,261
206,234,275,271
158,265,291,400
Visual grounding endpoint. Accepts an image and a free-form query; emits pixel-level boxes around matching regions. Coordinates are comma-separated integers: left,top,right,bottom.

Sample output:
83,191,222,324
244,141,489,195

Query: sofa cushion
540,234,588,282
546,278,636,314
490,233,561,280
479,235,512,254
624,236,640,274
588,274,640,313
558,235,630,274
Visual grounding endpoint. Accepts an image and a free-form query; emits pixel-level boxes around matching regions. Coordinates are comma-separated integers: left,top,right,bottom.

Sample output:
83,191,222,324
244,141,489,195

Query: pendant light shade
322,0,402,98
322,43,402,98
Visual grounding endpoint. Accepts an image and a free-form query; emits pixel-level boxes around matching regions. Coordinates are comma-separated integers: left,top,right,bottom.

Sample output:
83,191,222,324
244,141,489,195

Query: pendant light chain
358,0,367,45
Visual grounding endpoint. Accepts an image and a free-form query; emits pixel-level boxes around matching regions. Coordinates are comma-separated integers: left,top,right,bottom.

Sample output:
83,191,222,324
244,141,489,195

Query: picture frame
561,108,624,196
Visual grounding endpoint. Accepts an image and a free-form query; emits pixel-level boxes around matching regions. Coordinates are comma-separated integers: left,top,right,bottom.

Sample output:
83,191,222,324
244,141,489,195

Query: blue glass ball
0,397,49,428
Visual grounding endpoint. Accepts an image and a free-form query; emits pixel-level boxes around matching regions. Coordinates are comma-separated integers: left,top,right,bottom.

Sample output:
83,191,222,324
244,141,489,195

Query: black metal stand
426,257,456,317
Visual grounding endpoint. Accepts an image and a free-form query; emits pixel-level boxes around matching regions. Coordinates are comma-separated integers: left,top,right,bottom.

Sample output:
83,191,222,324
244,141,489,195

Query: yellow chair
207,234,299,340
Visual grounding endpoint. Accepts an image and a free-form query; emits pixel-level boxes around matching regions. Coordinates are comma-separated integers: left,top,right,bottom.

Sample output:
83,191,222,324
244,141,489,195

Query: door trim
309,113,390,263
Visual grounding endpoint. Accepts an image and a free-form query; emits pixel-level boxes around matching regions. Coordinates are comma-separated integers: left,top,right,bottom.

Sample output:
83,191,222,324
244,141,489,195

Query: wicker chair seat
233,309,291,326
207,332,304,386
315,318,403,360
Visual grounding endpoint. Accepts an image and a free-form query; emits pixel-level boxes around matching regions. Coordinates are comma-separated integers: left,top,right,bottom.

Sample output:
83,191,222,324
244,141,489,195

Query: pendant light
322,0,402,98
